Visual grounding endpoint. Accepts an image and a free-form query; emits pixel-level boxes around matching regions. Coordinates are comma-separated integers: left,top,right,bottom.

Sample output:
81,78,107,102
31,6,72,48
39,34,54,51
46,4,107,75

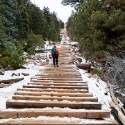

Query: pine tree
67,0,125,60
28,4,47,37
50,12,61,41
0,0,8,53
2,0,18,39
61,0,84,6
16,0,30,39
43,7,51,25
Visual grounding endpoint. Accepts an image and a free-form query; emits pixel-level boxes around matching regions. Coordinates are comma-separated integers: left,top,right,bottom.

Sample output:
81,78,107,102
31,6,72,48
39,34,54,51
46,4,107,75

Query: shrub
0,56,10,68
26,33,44,55
0,41,26,69
92,68,103,78
9,53,26,69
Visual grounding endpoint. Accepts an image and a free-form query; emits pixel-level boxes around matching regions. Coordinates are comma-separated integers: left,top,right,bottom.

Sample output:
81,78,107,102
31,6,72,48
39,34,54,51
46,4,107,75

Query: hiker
51,43,60,67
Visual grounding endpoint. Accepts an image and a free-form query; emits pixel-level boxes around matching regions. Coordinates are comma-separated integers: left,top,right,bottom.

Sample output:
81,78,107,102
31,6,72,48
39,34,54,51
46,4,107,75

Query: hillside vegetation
63,0,125,103
0,0,64,69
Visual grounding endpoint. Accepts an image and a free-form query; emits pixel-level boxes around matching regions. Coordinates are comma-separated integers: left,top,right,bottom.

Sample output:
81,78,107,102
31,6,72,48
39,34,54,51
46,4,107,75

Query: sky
30,0,74,23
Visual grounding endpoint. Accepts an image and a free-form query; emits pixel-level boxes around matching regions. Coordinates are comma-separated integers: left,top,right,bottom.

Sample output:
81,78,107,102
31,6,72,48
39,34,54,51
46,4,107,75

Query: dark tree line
65,0,125,60
0,0,64,69
63,0,125,98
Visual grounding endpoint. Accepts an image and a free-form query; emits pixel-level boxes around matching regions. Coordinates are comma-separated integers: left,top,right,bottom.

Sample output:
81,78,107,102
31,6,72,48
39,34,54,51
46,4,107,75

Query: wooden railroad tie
6,99,102,109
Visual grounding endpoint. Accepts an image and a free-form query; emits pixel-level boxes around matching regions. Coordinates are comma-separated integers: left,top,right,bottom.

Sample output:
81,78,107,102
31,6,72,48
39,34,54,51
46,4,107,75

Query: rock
0,83,5,88
0,71,4,75
22,73,29,76
11,73,18,77
104,92,108,95
76,57,82,63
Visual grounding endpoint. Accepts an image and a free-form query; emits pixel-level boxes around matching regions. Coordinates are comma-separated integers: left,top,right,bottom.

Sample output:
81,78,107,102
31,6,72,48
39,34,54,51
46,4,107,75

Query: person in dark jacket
51,43,60,68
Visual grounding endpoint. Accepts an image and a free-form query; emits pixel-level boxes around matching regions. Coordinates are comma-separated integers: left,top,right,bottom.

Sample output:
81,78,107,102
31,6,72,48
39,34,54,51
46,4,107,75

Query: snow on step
6,99,102,109
0,119,118,125
17,88,88,93
0,109,111,119
12,95,98,102
1,43,118,125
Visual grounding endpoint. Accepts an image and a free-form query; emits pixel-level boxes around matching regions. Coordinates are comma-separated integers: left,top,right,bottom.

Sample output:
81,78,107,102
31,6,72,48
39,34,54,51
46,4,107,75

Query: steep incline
0,43,118,124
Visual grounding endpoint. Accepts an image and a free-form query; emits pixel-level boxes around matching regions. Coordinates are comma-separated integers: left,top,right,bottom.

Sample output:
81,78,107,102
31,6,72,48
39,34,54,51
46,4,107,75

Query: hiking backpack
51,47,56,54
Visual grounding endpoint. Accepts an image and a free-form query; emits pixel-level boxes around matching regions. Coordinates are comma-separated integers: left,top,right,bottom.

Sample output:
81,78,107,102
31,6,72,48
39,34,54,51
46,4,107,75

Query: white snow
0,41,114,121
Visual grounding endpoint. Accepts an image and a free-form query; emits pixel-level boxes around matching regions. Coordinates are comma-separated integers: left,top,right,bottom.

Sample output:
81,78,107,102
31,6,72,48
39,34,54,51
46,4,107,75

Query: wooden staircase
0,43,118,124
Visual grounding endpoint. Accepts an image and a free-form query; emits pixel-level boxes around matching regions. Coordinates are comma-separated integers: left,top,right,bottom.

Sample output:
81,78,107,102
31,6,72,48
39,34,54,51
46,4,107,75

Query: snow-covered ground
0,40,115,122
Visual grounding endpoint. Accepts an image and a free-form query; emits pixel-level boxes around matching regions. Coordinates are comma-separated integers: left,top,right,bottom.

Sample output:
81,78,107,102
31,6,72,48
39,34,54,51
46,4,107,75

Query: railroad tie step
1,43,119,125
31,75,82,78
30,78,83,81
0,119,118,125
0,109,111,119
23,84,88,89
14,91,92,97
36,72,81,75
27,82,87,86
12,95,98,102
17,88,88,93
6,99,102,109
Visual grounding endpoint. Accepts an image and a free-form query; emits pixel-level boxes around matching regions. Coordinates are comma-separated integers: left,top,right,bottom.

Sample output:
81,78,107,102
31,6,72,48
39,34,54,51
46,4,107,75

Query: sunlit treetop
61,0,85,7
62,0,125,11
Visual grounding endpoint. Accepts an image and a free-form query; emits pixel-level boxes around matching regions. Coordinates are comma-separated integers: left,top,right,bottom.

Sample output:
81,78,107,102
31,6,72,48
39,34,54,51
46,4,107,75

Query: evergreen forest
62,0,125,96
0,0,64,69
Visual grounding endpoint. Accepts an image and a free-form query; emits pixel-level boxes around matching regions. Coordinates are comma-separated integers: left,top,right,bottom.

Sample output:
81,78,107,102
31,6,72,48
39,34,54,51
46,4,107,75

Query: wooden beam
27,82,87,86
17,88,88,93
0,119,118,124
36,72,80,75
44,67,78,72
31,78,85,83
31,80,86,83
12,95,98,102
0,109,110,119
0,78,24,84
31,78,83,81
38,71,80,74
14,91,92,97
31,75,82,79
23,85,88,89
6,99,102,109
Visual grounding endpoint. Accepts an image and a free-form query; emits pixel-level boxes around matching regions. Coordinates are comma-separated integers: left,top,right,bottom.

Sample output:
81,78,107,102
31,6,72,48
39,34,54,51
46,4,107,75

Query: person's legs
53,56,56,67
55,55,58,67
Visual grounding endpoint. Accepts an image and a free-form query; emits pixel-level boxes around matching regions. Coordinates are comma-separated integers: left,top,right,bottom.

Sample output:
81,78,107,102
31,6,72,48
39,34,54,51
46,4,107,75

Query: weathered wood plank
0,78,24,84
27,82,87,86
36,72,80,75
6,99,102,109
40,70,79,73
0,109,110,119
14,91,92,97
0,119,118,125
40,69,78,71
31,75,82,79
31,78,83,81
23,85,88,89
31,80,86,83
31,78,85,83
17,88,88,93
12,95,98,102
38,71,80,74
